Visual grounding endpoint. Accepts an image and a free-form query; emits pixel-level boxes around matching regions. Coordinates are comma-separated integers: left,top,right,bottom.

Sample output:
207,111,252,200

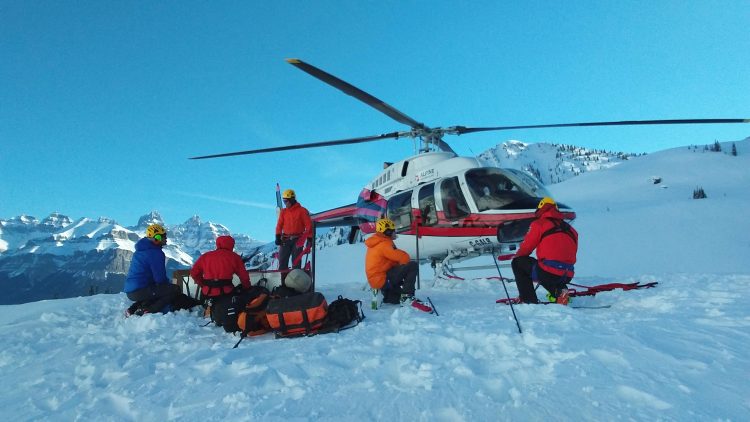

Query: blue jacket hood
123,237,169,293
135,237,160,251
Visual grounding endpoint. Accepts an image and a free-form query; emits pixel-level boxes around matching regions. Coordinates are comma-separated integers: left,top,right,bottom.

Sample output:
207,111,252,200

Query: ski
570,305,611,309
410,298,434,314
496,280,658,305
496,298,611,309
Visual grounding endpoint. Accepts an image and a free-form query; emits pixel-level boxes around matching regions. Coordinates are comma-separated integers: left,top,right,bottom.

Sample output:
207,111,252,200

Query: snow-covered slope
0,249,747,420
549,137,750,276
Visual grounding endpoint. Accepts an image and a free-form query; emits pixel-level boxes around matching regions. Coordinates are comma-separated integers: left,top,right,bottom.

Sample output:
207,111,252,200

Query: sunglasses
283,198,292,202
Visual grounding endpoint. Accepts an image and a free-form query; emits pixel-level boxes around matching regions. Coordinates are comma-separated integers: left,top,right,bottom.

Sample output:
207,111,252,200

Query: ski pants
278,238,303,273
127,283,179,313
511,255,568,304
383,261,418,302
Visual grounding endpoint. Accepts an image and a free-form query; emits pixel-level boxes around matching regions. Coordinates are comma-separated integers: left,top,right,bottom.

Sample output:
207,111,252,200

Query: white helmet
285,269,312,293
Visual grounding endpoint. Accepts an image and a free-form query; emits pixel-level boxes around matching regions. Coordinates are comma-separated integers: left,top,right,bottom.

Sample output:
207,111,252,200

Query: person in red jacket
365,217,430,312
275,189,313,272
511,197,578,305
190,235,251,298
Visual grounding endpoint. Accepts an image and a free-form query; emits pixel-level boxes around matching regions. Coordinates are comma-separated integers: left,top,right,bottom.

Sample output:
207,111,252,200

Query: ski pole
493,251,522,334
427,296,439,316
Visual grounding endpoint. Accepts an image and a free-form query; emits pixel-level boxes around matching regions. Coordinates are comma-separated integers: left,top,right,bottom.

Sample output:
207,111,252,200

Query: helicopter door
417,183,437,227
439,177,470,221
386,190,413,233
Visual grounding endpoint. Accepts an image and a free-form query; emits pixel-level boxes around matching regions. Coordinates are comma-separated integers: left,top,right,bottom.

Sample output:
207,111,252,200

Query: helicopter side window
417,183,437,227
440,177,469,219
386,191,413,232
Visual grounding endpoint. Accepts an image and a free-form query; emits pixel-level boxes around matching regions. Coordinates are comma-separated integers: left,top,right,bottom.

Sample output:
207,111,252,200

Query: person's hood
536,203,565,220
365,232,392,248
135,237,160,251
216,235,235,251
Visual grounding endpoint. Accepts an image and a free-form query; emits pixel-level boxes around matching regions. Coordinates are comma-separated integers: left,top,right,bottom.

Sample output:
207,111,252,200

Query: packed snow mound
0,262,748,420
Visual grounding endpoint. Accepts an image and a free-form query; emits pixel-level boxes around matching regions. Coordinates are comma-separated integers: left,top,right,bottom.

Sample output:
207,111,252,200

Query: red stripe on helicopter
407,226,498,237
312,204,357,222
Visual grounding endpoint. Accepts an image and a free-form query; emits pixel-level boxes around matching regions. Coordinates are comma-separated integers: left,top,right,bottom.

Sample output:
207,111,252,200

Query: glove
275,234,282,246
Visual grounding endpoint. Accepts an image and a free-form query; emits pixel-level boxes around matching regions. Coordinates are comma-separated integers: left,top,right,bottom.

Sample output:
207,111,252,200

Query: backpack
321,296,365,333
237,288,272,337
210,286,270,334
265,292,328,338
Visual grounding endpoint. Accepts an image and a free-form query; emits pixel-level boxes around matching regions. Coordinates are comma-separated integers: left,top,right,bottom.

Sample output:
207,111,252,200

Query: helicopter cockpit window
417,183,437,226
386,191,413,232
465,168,551,211
504,168,551,198
440,177,470,219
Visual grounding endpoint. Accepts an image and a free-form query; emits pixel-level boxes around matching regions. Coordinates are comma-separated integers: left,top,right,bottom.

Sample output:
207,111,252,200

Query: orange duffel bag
265,292,328,338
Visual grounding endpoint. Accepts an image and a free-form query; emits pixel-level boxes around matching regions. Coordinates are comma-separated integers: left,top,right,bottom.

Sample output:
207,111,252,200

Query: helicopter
191,58,748,276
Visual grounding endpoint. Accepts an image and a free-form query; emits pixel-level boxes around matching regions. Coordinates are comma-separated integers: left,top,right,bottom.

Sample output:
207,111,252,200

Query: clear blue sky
2,1,748,241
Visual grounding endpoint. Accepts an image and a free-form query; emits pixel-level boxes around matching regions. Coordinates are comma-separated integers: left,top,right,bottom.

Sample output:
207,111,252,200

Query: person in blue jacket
123,223,178,315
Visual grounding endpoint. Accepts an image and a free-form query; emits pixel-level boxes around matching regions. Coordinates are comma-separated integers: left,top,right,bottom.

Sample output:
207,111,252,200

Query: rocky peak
135,211,165,231
41,212,72,228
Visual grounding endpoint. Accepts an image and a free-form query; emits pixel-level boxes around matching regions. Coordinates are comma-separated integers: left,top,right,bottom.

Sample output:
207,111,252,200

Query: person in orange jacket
365,217,426,307
512,197,578,305
275,189,313,271
190,235,251,298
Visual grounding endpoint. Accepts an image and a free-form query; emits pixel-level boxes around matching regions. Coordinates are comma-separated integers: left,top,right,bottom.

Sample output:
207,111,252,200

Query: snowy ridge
478,140,640,184
0,212,267,304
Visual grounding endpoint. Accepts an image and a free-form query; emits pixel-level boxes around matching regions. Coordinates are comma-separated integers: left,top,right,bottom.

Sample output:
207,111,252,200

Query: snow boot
555,288,570,306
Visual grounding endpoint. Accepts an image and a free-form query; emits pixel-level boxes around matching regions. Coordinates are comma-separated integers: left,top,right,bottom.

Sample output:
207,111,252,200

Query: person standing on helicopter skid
275,189,313,273
365,217,431,312
511,197,578,305
123,224,179,316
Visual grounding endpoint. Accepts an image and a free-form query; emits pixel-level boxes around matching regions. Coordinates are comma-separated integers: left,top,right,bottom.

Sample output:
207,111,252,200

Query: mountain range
0,211,267,304
0,140,737,304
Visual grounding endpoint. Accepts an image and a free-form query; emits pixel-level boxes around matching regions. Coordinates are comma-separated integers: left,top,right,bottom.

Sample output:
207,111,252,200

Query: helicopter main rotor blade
190,131,407,160
451,118,750,135
286,58,427,131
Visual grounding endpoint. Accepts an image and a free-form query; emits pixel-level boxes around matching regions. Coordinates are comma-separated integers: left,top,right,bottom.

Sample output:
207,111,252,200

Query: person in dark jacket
275,189,313,272
123,224,179,315
512,197,578,305
190,235,251,298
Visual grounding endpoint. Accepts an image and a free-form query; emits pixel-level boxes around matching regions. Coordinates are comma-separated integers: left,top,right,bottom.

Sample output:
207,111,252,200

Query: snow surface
1,139,749,420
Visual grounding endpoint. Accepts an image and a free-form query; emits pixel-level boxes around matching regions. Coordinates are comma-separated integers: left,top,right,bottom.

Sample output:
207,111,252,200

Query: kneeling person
511,197,578,305
191,235,251,299
365,218,430,311
123,224,179,315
